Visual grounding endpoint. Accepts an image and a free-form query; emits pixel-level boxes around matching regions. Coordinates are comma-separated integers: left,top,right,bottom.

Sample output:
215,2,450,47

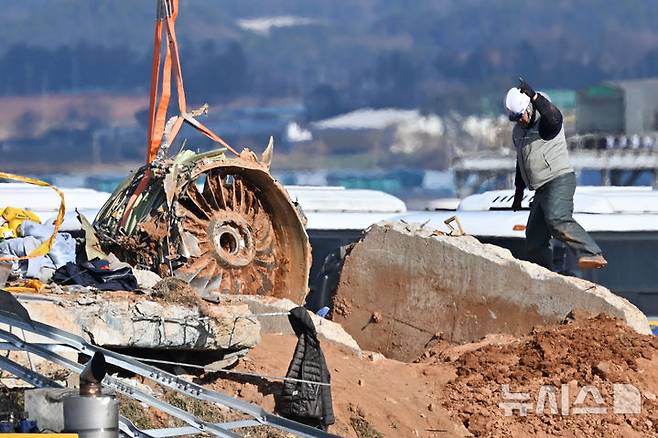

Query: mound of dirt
438,314,658,437
206,314,658,437
108,312,658,437
206,333,468,437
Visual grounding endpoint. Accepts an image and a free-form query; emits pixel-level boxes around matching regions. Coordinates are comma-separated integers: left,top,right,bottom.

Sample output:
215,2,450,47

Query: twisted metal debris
94,146,311,303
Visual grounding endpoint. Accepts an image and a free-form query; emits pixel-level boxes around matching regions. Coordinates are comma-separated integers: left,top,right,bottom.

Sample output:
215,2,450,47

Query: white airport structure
1,182,657,316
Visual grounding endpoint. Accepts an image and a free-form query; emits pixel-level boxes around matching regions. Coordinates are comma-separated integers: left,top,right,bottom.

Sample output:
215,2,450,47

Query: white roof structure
459,186,658,214
7,180,655,237
0,183,111,231
311,108,421,130
286,186,406,230
236,16,320,35
0,183,407,232
400,186,658,237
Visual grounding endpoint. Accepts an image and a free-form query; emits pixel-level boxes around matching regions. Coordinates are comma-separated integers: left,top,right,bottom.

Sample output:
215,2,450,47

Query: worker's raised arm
533,93,563,141
518,78,563,141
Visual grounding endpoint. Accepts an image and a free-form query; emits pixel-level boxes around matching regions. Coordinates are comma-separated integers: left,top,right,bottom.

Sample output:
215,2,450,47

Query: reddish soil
203,314,658,437
22,306,657,437
436,314,658,437
208,333,468,437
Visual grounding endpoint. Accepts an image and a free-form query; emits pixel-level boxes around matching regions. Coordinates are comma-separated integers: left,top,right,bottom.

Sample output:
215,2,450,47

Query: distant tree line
302,42,658,121
0,43,148,94
0,41,251,102
5,33,658,124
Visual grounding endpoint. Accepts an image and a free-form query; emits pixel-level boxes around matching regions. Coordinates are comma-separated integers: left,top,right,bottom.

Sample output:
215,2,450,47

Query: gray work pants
526,172,601,270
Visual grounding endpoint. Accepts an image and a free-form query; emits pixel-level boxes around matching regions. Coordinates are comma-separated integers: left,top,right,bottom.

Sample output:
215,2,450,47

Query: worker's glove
518,78,536,99
512,188,524,211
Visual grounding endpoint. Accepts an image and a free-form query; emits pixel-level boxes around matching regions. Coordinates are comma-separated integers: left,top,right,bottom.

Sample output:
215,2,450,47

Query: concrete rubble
17,291,359,352
1,202,656,437
18,292,260,351
3,286,361,373
332,221,651,361
222,294,361,351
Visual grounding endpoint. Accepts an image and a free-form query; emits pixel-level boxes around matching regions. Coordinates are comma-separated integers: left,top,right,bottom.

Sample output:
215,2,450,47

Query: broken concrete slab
332,221,651,362
0,291,261,376
222,294,361,352
14,292,260,351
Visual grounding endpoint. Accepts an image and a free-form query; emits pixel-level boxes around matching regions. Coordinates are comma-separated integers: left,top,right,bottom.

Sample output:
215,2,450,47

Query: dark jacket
277,306,335,429
514,94,573,190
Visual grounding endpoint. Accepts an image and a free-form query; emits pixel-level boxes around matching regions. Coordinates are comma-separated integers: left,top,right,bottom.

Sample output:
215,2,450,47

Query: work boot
578,254,608,270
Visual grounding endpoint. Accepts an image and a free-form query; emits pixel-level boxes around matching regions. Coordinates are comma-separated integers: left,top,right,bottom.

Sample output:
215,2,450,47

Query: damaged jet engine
93,1,311,303
94,146,311,303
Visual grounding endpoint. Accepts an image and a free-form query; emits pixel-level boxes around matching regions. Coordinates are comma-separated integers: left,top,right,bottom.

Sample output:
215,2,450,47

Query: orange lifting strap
145,0,237,163
120,1,238,228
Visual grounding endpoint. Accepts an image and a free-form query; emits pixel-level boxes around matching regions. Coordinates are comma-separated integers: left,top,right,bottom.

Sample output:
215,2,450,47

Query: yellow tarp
0,207,42,239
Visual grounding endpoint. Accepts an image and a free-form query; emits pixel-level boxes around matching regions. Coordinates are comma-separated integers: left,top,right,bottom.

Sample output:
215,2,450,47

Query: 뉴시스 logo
499,383,642,416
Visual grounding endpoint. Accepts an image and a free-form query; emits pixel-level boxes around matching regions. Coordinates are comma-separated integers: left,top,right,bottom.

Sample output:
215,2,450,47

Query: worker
505,78,607,270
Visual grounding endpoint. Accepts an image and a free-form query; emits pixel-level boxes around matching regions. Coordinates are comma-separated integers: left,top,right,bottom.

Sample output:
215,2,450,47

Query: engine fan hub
208,211,255,268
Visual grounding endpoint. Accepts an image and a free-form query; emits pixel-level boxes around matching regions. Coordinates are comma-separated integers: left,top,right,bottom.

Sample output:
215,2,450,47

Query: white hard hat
505,87,530,116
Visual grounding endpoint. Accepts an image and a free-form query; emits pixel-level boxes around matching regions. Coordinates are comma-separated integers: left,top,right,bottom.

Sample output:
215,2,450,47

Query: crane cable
145,0,237,163
120,0,239,228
